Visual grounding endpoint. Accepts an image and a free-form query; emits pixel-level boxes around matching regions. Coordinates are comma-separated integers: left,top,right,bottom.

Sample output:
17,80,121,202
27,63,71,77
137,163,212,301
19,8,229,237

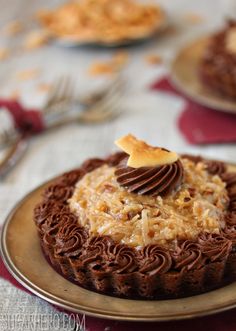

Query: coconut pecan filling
69,158,229,247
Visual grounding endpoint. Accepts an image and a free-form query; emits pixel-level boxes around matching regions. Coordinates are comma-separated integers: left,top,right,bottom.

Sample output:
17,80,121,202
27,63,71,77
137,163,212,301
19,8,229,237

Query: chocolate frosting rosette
115,159,183,196
115,134,183,196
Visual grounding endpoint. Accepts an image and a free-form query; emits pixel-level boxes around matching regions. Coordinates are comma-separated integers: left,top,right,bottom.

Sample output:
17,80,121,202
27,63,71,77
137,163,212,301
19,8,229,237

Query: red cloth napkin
1,256,236,331
151,78,236,144
0,99,45,134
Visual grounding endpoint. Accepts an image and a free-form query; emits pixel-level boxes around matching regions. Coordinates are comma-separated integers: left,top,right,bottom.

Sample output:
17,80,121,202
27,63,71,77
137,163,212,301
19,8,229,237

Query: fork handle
0,136,28,180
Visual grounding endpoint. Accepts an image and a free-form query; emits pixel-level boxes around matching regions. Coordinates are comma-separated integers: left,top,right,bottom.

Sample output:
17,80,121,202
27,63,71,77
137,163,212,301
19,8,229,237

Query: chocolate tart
199,20,236,100
34,152,236,300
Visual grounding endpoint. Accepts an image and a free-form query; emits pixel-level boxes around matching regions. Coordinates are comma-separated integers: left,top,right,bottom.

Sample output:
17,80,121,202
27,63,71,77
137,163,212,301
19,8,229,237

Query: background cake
34,135,236,299
199,20,236,99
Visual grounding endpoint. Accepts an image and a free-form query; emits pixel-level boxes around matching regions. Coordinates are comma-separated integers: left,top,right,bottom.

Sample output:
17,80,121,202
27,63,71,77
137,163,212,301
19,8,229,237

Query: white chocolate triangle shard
115,134,178,168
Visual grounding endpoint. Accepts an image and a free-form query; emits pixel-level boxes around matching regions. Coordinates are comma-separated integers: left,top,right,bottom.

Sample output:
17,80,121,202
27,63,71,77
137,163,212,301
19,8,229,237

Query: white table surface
0,0,236,330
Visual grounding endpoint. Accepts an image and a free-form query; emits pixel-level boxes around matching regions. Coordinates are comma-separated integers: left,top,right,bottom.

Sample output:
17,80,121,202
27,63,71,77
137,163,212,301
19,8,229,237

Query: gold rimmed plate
1,165,236,321
171,36,236,113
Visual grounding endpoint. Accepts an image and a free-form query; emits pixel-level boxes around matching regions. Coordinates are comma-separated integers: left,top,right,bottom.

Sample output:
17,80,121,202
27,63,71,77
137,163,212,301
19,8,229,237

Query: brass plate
171,36,236,113
1,166,236,322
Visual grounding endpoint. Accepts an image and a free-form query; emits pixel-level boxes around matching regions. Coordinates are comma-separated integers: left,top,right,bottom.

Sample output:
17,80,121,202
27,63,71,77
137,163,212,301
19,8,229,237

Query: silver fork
43,73,125,127
0,74,124,180
0,73,124,148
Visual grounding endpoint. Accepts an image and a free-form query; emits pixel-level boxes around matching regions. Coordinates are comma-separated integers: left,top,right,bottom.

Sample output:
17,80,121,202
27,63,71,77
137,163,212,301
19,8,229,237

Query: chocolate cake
34,135,236,299
199,20,236,99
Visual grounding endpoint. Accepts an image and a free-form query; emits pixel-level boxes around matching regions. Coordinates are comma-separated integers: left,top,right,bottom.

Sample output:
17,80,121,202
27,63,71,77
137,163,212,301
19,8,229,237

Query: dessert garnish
226,27,236,54
38,0,165,44
115,134,178,168
115,134,183,196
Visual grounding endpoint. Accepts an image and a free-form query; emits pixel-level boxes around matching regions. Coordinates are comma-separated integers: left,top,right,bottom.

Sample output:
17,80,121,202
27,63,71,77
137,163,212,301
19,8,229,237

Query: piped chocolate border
34,153,236,299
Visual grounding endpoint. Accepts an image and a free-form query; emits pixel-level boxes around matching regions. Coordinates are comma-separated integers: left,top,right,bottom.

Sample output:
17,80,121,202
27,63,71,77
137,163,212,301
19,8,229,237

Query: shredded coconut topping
69,159,229,247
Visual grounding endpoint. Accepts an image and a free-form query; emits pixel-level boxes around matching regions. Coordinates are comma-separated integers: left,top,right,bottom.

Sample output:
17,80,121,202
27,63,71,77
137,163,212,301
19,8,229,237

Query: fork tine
83,78,124,122
45,77,64,108
53,75,72,102
79,71,123,106
81,103,122,123
94,89,122,113
103,74,125,98
81,91,123,122
61,76,74,101
57,76,71,101
44,75,73,113
94,76,123,106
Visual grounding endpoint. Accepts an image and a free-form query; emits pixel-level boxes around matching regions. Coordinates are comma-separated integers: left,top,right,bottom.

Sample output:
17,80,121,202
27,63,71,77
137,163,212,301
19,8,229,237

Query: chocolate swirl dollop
43,184,73,202
55,223,88,257
34,200,69,229
205,160,227,175
172,241,204,271
223,225,236,244
60,169,85,186
198,233,232,262
139,245,172,275
115,157,183,196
